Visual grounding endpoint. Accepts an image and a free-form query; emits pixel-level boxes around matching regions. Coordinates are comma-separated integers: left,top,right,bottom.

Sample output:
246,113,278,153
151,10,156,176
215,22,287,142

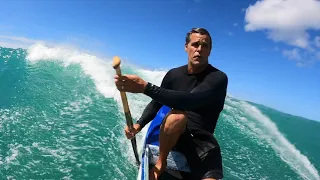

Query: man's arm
136,70,173,129
143,72,228,111
136,100,162,128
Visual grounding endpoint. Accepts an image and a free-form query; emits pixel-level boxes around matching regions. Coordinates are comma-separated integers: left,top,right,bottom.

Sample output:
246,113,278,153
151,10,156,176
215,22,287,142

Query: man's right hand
124,123,141,139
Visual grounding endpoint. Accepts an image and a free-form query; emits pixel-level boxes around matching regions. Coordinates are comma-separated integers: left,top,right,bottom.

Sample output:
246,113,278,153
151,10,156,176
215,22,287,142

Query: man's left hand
114,74,148,93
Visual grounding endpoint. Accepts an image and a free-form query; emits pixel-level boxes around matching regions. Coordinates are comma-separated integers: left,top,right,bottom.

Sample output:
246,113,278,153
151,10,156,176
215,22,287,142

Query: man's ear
184,44,187,52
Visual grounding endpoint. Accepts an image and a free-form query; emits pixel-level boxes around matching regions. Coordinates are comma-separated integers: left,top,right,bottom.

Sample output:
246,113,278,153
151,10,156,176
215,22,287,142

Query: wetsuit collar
186,64,211,76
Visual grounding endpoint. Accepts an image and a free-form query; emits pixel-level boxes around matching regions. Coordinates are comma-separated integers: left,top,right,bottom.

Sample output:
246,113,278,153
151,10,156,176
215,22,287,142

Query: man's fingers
114,76,131,86
128,133,135,140
124,128,131,139
115,81,125,86
124,125,139,140
125,74,135,79
115,74,137,81
124,127,134,133
117,74,129,80
125,133,135,140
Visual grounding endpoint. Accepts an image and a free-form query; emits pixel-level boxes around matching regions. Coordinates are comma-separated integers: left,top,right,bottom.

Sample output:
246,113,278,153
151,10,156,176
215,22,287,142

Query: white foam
59,95,93,116
26,43,118,99
5,143,22,166
24,43,169,166
226,98,320,180
25,43,168,119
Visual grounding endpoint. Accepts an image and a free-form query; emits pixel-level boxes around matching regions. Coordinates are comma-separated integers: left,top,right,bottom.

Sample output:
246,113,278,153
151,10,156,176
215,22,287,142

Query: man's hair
185,27,212,49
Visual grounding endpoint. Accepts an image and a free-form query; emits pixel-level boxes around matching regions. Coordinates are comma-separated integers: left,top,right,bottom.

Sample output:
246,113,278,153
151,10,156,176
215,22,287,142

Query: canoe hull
136,105,190,180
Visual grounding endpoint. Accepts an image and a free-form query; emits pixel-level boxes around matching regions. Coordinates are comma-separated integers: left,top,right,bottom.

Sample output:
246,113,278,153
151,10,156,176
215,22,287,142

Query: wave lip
25,43,117,99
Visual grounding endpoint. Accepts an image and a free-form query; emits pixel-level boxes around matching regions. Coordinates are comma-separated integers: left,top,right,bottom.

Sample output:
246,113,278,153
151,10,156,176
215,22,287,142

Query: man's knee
168,109,187,122
162,109,187,134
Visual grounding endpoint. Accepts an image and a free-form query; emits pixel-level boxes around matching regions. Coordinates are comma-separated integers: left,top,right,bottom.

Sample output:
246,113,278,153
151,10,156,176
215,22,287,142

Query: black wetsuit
137,64,228,180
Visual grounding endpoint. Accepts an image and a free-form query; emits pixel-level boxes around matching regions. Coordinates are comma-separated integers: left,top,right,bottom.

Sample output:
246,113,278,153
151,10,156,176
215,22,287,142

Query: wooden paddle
112,56,140,166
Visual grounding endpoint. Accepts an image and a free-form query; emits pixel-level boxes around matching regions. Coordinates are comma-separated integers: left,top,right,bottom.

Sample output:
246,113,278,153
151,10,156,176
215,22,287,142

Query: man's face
185,33,211,67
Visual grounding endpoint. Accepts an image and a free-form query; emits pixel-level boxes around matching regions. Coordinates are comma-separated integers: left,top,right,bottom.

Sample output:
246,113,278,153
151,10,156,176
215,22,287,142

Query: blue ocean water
0,44,319,180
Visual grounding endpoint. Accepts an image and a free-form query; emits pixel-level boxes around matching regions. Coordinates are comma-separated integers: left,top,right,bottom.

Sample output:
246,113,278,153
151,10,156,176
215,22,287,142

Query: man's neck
187,63,208,74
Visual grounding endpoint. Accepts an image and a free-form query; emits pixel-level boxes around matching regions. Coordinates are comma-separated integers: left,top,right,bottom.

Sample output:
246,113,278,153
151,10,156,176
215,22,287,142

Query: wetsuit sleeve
143,72,228,111
136,70,172,128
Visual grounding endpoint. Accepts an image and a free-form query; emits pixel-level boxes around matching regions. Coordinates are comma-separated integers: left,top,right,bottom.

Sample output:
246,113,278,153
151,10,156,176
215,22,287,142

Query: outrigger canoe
137,105,191,180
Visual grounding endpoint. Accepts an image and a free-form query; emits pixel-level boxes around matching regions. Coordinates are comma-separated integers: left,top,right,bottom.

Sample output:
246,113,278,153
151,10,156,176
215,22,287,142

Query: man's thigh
174,128,223,180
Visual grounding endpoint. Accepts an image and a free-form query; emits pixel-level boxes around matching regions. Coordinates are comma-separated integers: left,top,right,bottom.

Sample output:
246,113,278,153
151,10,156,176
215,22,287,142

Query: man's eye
192,42,209,48
192,42,200,47
201,42,209,48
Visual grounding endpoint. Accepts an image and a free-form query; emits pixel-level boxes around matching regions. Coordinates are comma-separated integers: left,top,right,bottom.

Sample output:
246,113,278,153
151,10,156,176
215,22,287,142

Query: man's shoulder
206,65,229,87
166,64,188,76
208,64,227,78
169,64,188,72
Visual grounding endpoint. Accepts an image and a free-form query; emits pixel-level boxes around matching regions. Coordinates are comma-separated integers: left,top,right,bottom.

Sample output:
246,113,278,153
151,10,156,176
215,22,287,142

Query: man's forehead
190,33,210,42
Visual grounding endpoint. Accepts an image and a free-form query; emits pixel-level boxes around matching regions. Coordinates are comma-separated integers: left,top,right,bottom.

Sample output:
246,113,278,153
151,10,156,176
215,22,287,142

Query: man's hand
124,124,142,139
114,74,148,93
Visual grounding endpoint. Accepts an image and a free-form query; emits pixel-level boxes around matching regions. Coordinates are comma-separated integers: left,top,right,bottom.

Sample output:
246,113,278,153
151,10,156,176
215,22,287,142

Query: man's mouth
194,55,201,58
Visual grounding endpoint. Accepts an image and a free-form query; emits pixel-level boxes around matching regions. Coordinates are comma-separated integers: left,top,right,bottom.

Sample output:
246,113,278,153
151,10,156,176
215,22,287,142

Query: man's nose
196,45,203,52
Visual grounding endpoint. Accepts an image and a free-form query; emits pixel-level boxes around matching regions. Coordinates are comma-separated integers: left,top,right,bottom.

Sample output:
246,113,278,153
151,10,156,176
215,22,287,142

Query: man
114,27,228,180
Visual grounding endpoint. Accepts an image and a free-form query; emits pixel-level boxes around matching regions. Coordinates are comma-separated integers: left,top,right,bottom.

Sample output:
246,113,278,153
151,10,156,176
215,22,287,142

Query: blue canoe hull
137,105,190,180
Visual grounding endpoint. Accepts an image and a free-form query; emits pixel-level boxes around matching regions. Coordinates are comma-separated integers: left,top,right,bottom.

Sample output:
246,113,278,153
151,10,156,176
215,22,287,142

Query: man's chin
191,60,208,68
192,60,202,65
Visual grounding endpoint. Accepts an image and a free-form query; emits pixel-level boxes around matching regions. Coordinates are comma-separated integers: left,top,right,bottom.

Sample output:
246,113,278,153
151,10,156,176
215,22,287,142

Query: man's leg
199,147,224,180
149,109,187,180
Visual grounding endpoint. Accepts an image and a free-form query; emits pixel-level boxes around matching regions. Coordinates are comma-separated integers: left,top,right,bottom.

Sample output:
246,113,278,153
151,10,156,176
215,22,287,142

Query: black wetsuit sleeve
136,70,172,128
143,72,228,111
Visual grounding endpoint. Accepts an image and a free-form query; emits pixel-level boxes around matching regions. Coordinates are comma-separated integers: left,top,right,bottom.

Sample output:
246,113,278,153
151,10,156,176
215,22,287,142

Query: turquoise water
0,45,319,180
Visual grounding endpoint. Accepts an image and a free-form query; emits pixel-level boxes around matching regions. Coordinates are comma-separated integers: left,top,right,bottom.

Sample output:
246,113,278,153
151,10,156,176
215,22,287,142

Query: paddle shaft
114,66,140,166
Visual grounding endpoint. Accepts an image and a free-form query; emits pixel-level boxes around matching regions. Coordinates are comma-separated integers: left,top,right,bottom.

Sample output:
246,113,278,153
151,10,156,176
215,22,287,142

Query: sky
0,0,319,121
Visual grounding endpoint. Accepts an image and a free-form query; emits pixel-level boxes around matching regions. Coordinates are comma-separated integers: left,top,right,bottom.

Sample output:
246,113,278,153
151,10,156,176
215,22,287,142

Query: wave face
0,44,319,180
